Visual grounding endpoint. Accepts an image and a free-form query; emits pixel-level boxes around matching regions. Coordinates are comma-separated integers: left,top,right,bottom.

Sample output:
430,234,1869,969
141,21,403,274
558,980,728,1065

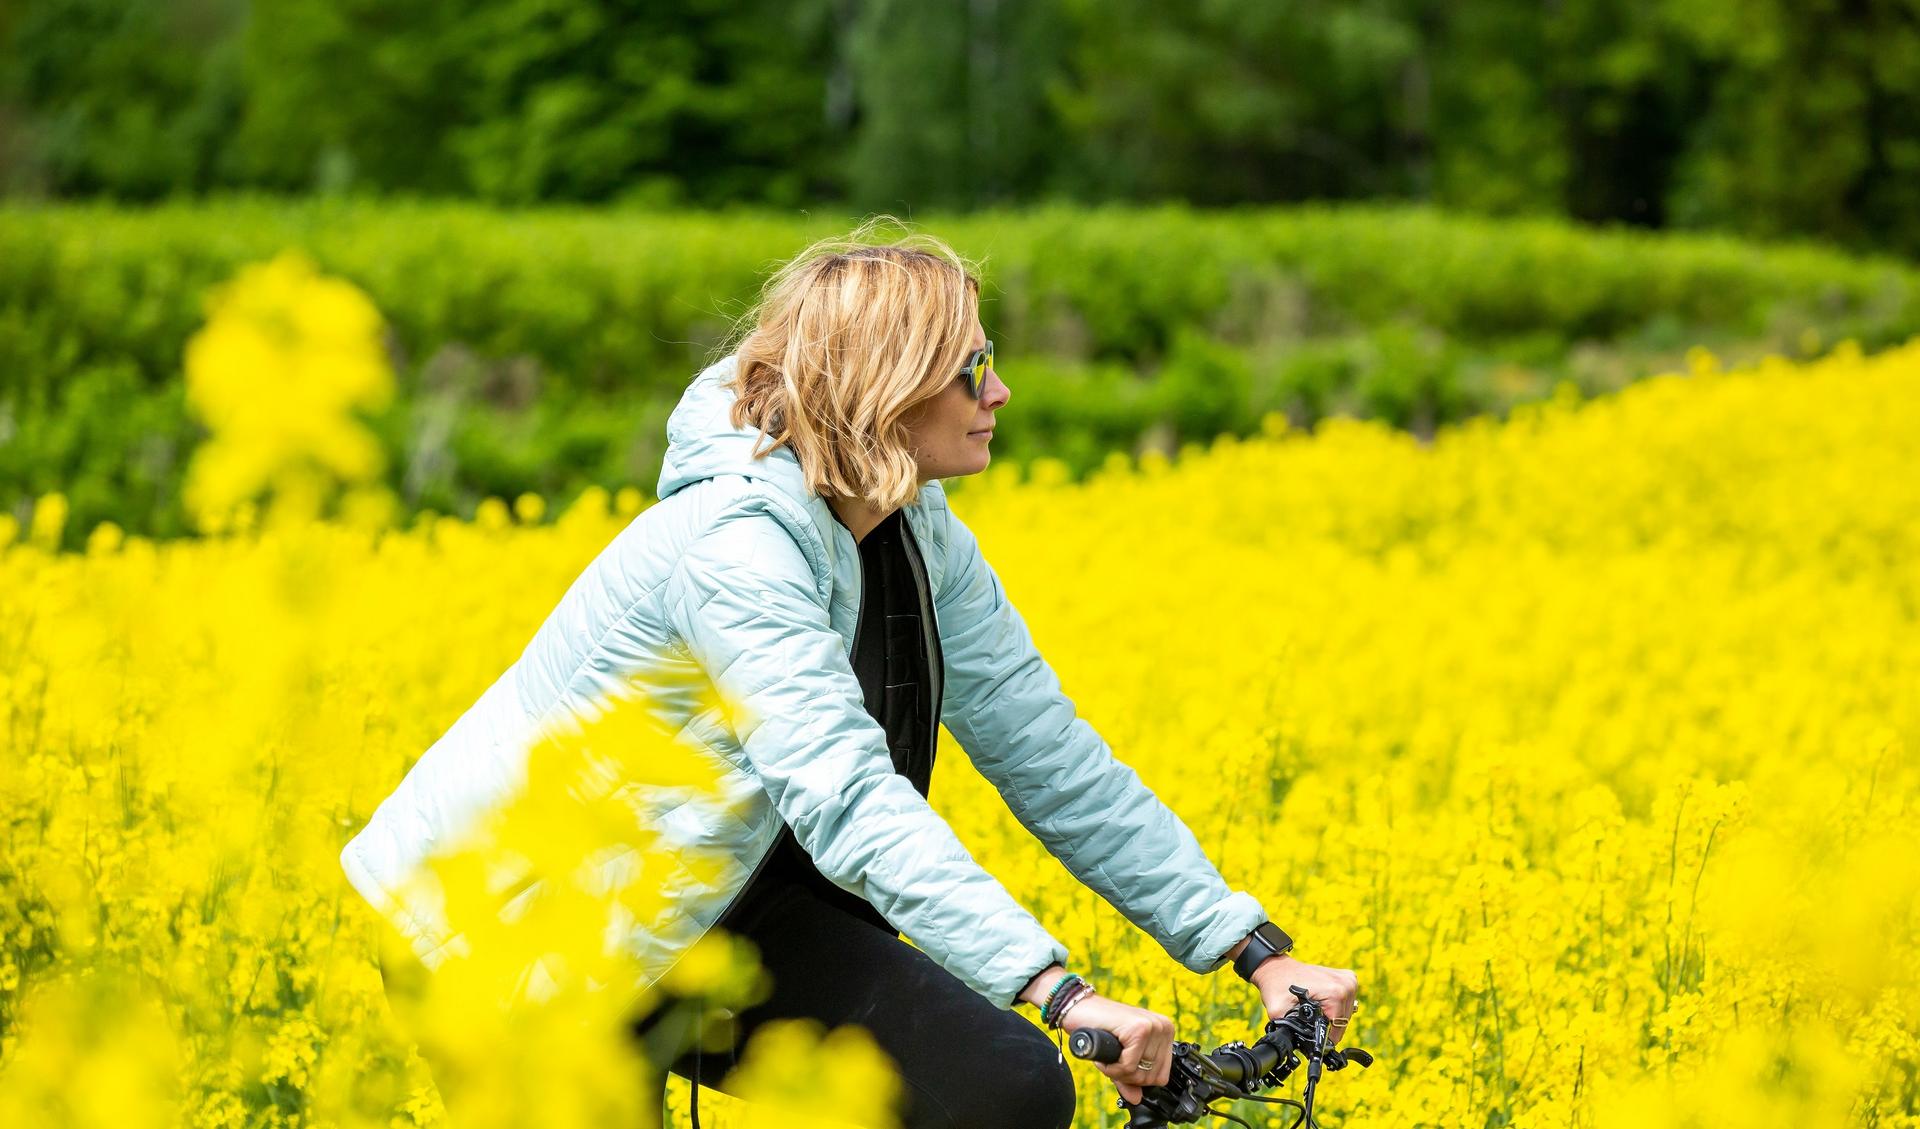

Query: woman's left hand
1248,955,1361,1045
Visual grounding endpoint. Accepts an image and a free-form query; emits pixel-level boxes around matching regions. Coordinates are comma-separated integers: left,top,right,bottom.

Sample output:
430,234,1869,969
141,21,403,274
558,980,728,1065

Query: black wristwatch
1232,921,1295,982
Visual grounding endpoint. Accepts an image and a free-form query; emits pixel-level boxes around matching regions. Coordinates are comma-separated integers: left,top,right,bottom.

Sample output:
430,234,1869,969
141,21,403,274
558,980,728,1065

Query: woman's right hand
1058,993,1177,1103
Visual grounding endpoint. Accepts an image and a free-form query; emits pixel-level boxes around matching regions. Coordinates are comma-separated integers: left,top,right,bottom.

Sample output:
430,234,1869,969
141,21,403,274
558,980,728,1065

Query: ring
1329,1017,1350,1027
1137,1058,1156,1071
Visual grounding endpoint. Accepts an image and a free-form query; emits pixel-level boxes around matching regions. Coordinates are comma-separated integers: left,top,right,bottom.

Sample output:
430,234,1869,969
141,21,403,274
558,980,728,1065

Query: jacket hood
654,355,949,554
654,353,849,581
656,354,813,505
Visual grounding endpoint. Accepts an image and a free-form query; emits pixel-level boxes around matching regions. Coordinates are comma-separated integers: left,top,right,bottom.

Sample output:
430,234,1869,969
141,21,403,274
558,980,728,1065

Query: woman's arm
934,513,1272,975
663,504,1070,1007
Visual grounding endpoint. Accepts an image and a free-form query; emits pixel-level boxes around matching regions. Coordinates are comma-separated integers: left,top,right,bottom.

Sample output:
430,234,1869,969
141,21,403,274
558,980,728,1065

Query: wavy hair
718,217,983,512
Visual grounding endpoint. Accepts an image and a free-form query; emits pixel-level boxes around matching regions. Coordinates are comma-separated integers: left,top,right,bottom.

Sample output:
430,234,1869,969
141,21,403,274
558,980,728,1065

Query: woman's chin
927,450,992,481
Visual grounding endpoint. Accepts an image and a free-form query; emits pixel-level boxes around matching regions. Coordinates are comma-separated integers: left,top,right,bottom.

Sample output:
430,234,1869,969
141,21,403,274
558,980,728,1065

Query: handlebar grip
1068,1028,1124,1064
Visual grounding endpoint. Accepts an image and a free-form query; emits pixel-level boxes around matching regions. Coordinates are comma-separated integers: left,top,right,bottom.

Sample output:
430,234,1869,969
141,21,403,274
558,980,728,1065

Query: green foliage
5,0,1920,253
0,0,246,197
4,200,1916,547
1,0,843,206
844,0,1066,211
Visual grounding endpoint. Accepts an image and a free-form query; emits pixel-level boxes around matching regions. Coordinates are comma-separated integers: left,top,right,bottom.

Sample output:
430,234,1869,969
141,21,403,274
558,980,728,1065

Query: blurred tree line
2,0,1917,254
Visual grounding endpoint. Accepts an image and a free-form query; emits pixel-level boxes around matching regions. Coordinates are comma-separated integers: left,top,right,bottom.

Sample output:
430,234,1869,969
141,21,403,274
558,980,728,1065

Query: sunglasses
956,340,994,399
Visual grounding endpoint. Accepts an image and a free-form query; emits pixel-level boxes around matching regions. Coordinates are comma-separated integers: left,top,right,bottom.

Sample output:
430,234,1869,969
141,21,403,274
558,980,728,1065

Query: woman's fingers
1316,967,1361,1045
1113,1013,1175,1090
1142,1014,1174,1087
1071,998,1179,1102
1104,1050,1146,1104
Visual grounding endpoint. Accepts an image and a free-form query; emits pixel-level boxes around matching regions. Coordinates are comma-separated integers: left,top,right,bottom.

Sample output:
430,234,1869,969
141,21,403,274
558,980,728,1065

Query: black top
716,508,944,935
847,507,940,796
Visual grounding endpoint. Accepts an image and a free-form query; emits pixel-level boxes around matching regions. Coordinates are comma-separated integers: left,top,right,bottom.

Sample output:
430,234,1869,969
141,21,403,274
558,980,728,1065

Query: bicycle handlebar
1065,984,1376,1127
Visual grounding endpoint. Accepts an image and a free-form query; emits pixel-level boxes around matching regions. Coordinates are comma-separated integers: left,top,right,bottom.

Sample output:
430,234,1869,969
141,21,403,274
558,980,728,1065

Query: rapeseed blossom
181,250,397,533
2,336,1916,1126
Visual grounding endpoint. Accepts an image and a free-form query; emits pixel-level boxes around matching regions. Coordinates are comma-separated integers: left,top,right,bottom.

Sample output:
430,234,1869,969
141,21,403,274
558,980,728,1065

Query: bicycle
1068,985,1377,1128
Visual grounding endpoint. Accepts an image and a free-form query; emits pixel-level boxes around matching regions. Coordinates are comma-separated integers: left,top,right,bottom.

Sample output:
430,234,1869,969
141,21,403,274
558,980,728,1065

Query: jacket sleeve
934,512,1270,977
663,507,1070,1008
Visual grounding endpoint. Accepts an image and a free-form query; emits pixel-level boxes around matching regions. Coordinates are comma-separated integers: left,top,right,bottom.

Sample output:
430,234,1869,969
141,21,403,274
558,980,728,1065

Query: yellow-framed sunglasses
957,340,994,399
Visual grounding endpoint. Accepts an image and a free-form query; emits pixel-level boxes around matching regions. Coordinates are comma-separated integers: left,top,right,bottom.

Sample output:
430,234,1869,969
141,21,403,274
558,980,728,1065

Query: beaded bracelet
1039,972,1084,1025
1052,983,1098,1029
1043,977,1096,1029
1041,983,1075,1028
1051,983,1095,1029
1046,980,1096,1030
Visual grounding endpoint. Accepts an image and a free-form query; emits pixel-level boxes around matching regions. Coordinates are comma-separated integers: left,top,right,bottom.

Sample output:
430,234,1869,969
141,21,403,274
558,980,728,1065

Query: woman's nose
984,368,1010,409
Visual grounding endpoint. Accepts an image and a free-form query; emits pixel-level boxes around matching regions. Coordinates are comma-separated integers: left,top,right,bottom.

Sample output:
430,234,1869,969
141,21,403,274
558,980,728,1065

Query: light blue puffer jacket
340,354,1268,1007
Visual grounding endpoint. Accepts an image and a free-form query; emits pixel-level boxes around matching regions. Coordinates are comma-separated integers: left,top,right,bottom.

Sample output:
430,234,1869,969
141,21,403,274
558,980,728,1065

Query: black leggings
630,865,1076,1129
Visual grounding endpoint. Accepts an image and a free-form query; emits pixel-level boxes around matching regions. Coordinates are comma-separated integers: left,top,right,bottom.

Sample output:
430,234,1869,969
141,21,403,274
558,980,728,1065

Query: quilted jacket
339,353,1268,1008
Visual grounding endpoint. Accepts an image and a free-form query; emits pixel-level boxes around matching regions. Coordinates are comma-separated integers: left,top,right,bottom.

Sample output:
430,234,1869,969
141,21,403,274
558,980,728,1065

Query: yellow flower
181,250,394,531
721,1019,904,1129
6,337,1920,1126
29,491,67,549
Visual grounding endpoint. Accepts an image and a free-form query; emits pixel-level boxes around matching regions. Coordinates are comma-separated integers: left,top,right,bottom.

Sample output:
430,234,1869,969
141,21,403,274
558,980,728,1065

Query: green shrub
5,199,1916,545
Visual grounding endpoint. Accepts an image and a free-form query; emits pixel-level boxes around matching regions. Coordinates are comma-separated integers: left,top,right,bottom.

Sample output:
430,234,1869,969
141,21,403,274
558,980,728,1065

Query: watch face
1256,922,1290,950
1236,923,1292,980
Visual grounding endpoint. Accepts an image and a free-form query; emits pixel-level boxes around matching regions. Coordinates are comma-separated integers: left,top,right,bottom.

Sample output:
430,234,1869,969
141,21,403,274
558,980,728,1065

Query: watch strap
1232,921,1295,982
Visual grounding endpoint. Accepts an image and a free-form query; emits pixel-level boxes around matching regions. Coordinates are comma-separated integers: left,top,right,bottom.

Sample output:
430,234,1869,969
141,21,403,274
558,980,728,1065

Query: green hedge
5,198,1917,546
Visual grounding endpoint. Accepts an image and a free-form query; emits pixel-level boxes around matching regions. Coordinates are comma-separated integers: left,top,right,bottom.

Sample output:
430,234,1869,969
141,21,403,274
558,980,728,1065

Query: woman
340,225,1360,1129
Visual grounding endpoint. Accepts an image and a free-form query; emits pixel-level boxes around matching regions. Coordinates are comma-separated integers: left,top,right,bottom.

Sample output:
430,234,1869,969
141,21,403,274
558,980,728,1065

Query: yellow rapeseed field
2,272,1916,1125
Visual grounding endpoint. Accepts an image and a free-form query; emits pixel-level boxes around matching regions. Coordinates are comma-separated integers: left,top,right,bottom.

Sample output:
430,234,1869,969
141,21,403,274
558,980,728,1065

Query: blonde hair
720,217,983,512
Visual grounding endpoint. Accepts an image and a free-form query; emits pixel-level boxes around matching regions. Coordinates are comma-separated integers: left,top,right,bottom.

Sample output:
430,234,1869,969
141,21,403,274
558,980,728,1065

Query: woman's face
901,320,1009,483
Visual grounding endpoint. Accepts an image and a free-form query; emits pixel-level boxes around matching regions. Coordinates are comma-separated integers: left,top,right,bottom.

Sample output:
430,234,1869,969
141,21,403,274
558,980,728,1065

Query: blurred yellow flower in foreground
378,681,800,1129
182,250,396,533
0,969,182,1129
722,1020,904,1129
